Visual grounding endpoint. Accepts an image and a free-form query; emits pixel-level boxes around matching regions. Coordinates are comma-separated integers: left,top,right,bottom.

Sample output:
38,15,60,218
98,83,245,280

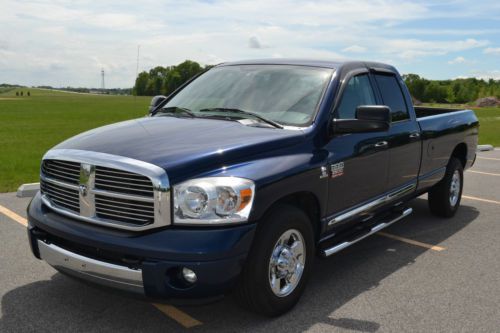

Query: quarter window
373,74,410,122
336,74,376,119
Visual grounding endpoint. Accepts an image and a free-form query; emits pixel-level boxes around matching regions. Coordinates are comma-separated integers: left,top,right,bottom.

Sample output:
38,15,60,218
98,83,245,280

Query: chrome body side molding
416,167,446,192
328,183,416,226
322,207,412,257
38,240,144,293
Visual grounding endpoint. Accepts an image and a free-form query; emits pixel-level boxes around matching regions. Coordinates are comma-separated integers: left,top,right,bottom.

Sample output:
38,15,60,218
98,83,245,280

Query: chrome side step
321,207,413,257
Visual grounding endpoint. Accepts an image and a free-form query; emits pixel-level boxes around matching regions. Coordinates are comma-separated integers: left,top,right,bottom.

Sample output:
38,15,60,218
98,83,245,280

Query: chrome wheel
449,170,461,207
268,229,306,297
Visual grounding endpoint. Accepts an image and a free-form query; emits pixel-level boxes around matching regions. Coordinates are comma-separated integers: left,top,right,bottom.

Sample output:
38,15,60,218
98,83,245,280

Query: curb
17,183,40,198
477,145,494,152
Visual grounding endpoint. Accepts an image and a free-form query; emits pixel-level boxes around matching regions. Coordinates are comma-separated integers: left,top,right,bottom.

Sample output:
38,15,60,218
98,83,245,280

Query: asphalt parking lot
1,150,499,332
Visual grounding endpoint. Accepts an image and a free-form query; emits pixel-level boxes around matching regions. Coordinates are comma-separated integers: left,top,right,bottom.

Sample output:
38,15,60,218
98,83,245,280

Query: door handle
409,132,420,139
374,141,388,148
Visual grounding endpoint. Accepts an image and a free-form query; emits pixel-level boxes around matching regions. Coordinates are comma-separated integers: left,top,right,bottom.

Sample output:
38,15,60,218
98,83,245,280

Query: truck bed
414,106,466,118
415,107,478,180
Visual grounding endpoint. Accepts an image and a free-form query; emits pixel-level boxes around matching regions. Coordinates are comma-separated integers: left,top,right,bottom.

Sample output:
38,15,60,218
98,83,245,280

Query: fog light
182,267,197,284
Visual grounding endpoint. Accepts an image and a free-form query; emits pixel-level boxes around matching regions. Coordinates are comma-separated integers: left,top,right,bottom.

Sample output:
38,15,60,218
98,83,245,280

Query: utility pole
136,45,140,79
101,68,105,91
134,45,140,104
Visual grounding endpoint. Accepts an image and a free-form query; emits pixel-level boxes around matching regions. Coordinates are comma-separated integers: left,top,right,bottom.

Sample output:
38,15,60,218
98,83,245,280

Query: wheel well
451,143,467,168
269,192,321,241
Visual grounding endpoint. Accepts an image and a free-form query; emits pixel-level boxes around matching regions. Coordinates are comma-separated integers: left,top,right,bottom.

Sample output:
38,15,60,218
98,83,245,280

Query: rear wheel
235,204,314,317
428,157,464,218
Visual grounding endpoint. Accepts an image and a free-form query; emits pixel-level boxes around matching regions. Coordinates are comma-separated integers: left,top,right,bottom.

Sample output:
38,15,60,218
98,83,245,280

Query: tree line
133,62,500,105
133,60,210,96
37,86,132,95
403,74,500,104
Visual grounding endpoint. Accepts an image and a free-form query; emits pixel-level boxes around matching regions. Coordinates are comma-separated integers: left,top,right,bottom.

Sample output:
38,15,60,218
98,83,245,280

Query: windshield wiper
199,108,283,129
155,106,196,118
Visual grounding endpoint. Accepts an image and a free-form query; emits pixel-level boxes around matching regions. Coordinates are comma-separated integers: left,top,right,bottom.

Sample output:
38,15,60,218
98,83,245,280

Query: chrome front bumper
37,240,144,293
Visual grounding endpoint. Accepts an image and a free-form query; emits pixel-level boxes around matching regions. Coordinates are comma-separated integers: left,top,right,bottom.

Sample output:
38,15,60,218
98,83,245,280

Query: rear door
325,72,390,224
372,72,421,192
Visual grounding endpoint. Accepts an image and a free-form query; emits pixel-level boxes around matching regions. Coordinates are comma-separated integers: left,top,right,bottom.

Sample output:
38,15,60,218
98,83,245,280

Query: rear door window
373,74,410,122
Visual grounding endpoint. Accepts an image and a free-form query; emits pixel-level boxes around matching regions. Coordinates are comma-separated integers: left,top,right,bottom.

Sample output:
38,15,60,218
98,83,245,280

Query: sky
1,0,499,88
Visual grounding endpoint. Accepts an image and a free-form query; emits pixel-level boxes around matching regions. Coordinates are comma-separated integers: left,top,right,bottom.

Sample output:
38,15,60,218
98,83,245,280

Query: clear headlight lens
173,177,255,225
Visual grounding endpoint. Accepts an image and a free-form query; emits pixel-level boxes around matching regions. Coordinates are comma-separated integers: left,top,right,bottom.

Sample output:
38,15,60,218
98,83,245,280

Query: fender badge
331,162,344,178
320,166,329,179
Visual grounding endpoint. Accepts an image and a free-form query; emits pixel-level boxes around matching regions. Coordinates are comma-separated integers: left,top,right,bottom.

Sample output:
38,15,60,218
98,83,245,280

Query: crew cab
27,59,478,316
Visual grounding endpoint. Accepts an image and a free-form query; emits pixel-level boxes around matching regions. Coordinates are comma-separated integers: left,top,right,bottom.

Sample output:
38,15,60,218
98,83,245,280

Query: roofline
215,58,397,72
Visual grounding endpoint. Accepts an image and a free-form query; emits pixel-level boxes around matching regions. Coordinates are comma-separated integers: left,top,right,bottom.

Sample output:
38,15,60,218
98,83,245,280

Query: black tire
235,204,315,317
428,157,464,218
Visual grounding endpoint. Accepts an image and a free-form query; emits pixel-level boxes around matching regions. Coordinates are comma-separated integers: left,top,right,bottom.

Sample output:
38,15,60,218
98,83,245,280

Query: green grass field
0,89,498,192
470,107,500,147
0,88,150,192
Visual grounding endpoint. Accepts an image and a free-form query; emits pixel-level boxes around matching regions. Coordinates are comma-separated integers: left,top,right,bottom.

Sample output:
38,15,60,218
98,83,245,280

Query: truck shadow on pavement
1,198,479,332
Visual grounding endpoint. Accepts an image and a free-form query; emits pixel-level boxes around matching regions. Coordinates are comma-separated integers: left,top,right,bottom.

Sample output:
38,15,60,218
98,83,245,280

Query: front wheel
235,204,314,317
428,157,464,218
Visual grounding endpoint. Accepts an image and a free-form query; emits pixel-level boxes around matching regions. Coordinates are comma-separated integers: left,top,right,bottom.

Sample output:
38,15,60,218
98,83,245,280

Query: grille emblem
79,163,95,217
79,184,88,197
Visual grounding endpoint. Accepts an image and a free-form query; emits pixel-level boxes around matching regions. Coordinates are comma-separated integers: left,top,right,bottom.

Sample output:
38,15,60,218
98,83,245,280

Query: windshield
162,65,333,127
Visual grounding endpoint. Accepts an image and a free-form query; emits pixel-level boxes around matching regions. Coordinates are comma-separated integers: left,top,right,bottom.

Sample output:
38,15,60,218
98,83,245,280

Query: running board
321,207,413,257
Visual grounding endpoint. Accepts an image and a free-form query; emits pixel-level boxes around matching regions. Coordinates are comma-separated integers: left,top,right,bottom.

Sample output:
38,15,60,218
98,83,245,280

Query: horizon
2,60,500,92
1,0,499,88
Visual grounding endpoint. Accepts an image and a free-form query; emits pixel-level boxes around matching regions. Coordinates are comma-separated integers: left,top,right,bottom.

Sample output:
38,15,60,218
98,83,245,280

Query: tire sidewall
246,205,315,315
444,158,464,214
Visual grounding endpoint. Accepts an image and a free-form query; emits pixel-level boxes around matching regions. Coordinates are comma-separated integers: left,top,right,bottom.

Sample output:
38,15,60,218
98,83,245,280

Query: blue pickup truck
27,59,478,316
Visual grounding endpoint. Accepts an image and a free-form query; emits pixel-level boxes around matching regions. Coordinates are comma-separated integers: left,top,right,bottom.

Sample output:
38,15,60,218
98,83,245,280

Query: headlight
173,177,255,225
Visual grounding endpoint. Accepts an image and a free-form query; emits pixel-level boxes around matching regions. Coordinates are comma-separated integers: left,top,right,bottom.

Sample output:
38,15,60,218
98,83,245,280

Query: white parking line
153,304,203,328
467,170,500,177
463,195,500,206
0,204,27,226
377,232,446,251
477,157,500,161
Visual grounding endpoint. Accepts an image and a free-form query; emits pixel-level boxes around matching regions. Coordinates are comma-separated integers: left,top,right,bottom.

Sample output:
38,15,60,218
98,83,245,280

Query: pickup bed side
416,108,478,192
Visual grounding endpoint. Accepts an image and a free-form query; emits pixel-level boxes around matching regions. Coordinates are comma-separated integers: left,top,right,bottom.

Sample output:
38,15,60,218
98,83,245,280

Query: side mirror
356,105,391,122
332,105,391,134
148,95,167,114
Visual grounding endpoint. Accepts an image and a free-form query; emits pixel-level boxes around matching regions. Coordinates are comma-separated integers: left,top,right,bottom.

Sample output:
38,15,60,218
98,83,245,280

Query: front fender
196,149,329,222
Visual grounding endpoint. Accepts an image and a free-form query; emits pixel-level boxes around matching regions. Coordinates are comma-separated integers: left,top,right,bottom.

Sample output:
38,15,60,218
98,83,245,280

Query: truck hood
53,116,304,180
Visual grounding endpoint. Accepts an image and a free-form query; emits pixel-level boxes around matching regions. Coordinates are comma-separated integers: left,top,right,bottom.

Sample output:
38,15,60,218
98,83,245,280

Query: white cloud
484,47,500,55
467,70,500,80
342,45,366,53
378,38,489,60
0,0,498,87
393,28,500,36
448,56,466,64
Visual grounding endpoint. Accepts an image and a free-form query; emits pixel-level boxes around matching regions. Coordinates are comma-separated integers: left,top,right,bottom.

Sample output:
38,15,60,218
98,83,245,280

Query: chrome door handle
409,132,420,139
374,141,388,148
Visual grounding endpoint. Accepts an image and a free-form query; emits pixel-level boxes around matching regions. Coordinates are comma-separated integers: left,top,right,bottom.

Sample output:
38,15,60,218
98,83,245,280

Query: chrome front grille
40,179,80,213
95,195,154,225
95,166,154,197
41,160,80,185
39,149,170,231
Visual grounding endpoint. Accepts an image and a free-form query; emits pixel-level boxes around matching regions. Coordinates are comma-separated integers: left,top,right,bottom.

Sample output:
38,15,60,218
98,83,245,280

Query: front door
325,72,389,226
